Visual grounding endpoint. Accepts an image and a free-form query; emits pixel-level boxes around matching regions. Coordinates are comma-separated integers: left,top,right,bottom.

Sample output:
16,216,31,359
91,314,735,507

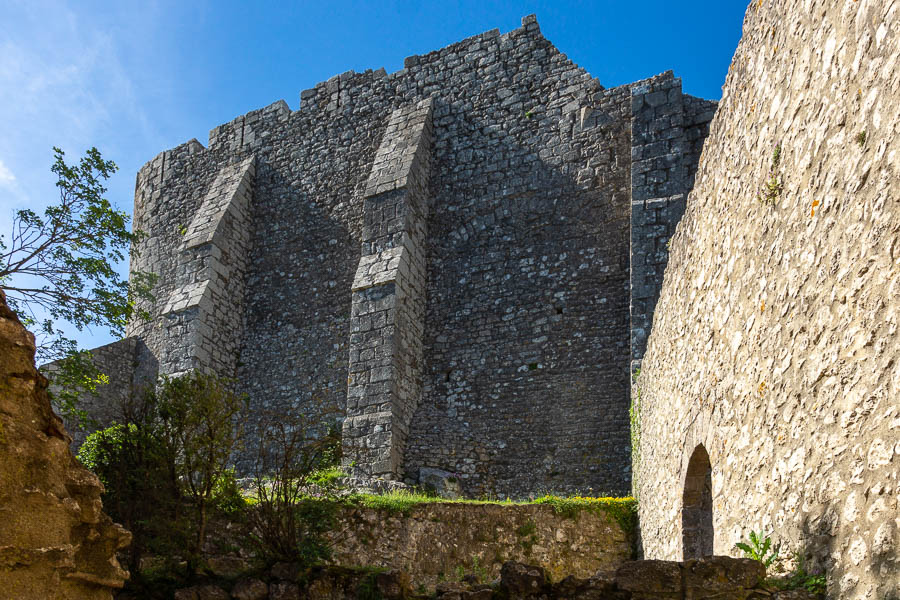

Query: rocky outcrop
0,289,130,598
164,556,806,600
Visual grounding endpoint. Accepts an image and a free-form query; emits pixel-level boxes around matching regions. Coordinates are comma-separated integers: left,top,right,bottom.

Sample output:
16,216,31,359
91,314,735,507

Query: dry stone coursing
325,502,632,590
0,289,131,599
197,501,634,593
164,556,784,600
635,0,899,598
72,15,718,497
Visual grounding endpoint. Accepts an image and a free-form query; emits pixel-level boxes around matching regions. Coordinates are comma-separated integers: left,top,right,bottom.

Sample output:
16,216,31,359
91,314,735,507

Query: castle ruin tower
65,15,715,496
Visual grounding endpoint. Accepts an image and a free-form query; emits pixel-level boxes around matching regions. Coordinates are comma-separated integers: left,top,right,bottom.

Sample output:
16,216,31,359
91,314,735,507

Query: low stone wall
326,501,633,589
166,499,634,599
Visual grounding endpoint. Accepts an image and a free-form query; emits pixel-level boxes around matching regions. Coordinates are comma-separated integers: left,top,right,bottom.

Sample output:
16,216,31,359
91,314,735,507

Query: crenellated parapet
208,100,291,155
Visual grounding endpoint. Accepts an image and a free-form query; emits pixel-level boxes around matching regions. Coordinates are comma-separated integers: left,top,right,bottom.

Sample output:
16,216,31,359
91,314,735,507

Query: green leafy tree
78,372,248,583
153,372,249,566
0,146,155,423
77,421,183,574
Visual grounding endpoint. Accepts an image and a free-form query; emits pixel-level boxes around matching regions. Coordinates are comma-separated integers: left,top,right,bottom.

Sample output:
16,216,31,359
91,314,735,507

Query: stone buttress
157,157,256,376
52,16,720,497
343,99,434,481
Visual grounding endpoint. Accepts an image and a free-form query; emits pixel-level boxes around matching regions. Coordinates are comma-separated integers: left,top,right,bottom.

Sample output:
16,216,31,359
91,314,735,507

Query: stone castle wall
45,336,157,448
105,15,717,497
635,0,899,598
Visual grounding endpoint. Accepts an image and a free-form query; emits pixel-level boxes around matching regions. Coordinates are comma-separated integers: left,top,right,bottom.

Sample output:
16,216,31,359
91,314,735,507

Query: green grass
531,495,638,532
336,490,637,533
342,489,517,515
236,485,637,532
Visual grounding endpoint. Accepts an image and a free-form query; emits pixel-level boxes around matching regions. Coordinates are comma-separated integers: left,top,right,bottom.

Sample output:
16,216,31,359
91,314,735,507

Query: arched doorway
682,444,713,559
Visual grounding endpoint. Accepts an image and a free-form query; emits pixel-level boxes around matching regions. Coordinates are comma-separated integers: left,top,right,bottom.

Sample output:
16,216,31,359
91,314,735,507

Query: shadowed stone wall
45,336,158,449
86,15,715,497
635,0,899,597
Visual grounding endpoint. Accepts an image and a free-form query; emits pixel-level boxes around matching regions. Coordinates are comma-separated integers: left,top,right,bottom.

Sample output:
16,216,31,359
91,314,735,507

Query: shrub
152,372,249,563
78,422,183,573
78,371,248,578
242,404,343,567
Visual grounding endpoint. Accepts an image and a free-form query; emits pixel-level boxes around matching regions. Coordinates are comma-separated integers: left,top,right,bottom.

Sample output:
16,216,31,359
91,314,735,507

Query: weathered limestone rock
0,289,130,598
417,467,462,498
499,561,550,597
635,0,900,597
268,581,300,600
230,578,268,600
550,573,622,600
174,586,231,600
302,566,409,600
682,556,765,599
615,560,682,600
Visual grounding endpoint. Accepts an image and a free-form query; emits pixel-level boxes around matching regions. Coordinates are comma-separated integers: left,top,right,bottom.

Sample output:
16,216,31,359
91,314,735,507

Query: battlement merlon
134,138,206,200
134,13,592,176
299,15,549,114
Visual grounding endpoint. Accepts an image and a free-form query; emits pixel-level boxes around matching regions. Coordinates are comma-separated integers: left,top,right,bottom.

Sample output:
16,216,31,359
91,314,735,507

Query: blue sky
0,0,749,351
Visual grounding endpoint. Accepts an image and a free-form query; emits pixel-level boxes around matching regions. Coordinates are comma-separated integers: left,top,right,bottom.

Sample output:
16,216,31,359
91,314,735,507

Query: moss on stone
532,496,638,534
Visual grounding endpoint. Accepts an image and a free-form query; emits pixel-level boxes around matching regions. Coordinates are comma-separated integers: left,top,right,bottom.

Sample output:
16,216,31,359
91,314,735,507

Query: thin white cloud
0,160,15,186
0,0,172,351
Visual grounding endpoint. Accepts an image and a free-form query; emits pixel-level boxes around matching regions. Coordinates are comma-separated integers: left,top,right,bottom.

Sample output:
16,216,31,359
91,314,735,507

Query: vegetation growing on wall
735,531,827,597
77,371,249,582
338,490,638,536
758,144,783,205
629,368,642,498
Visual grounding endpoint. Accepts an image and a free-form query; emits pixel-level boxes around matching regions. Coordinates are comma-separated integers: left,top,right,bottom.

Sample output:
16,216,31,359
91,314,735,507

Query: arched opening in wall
682,444,713,559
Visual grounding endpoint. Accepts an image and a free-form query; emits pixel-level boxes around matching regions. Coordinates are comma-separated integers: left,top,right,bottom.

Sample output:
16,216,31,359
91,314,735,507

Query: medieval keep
71,15,715,497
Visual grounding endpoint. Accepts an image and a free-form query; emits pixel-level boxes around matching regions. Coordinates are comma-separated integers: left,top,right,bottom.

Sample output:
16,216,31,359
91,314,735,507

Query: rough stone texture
157,156,256,377
68,15,716,497
303,567,409,600
324,502,632,591
635,0,900,598
499,561,550,597
169,556,774,600
345,99,434,480
0,289,131,598
615,560,682,600
44,336,158,450
268,581,299,600
230,578,268,600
